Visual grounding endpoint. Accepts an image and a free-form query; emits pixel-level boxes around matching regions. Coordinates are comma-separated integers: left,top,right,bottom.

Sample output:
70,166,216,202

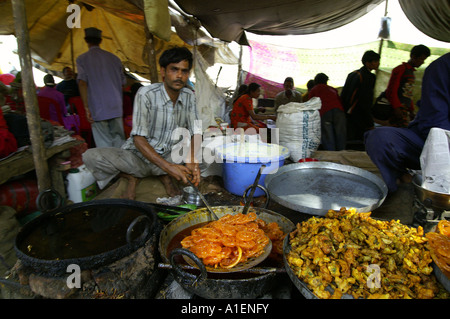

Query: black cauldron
15,199,160,277
159,205,295,299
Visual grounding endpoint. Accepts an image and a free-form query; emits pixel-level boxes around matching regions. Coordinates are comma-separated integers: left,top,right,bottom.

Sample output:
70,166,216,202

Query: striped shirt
121,83,200,163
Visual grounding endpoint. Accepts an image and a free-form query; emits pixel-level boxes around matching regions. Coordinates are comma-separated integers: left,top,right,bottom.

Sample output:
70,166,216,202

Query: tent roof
0,0,448,78
174,0,450,44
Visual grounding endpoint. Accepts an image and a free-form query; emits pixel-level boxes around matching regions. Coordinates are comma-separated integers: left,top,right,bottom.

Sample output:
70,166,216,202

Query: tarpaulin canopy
174,0,450,44
399,0,450,43
0,0,211,79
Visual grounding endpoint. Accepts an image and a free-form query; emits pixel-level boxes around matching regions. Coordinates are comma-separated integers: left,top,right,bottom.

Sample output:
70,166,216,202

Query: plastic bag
276,97,321,162
420,127,450,194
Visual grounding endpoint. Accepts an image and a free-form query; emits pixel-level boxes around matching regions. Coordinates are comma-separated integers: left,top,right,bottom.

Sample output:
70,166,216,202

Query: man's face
284,81,294,92
410,55,428,68
64,67,74,80
161,60,190,92
367,60,380,71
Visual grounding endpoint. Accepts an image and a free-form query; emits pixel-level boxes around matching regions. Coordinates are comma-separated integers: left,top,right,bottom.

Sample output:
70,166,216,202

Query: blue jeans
321,108,347,151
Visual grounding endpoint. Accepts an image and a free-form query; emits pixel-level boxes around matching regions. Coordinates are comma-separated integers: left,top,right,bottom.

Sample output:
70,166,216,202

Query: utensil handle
243,184,270,209
36,188,63,213
242,165,266,214
169,248,208,284
126,215,151,244
186,179,219,220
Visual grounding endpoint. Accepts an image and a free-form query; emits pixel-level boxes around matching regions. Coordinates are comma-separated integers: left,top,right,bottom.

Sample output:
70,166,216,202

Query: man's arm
78,79,93,123
133,135,194,185
184,134,202,185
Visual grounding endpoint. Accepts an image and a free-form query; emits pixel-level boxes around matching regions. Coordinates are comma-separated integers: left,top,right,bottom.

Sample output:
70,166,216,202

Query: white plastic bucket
66,164,98,203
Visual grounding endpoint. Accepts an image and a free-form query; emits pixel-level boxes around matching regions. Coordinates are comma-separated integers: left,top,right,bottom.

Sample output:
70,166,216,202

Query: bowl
183,186,202,206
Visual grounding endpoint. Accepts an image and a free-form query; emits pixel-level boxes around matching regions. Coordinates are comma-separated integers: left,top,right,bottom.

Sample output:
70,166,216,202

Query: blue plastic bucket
215,143,290,197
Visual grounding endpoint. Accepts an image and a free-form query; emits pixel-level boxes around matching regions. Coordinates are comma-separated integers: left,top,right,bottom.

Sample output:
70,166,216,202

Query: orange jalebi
426,229,450,279
437,220,450,237
180,212,284,268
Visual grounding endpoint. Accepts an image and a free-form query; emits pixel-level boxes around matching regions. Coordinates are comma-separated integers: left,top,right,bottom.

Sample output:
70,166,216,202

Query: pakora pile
286,207,450,299
426,220,450,279
181,212,284,269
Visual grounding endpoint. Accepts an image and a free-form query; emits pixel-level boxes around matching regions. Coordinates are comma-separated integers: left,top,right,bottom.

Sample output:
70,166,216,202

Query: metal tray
265,162,388,216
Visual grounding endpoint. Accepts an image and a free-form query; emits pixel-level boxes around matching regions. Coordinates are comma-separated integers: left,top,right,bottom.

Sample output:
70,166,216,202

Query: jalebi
426,231,450,278
180,212,282,268
437,220,450,237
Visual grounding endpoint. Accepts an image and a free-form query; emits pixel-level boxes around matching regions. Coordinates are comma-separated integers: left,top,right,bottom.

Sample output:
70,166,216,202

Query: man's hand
185,162,200,186
164,163,195,185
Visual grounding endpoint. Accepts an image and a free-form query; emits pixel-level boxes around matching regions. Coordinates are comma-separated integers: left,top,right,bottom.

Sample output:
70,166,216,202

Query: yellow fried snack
287,207,450,299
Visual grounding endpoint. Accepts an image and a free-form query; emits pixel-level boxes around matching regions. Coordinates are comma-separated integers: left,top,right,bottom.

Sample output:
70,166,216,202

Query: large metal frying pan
159,206,294,273
264,162,388,216
412,173,450,211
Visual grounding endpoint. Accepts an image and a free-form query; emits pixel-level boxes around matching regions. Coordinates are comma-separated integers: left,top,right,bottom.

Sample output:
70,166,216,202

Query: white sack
420,127,450,194
276,97,321,162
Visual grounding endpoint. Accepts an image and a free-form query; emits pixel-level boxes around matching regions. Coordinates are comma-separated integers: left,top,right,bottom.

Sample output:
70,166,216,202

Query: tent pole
237,45,243,87
70,28,75,71
144,25,159,84
377,0,389,77
11,0,51,192
378,0,389,57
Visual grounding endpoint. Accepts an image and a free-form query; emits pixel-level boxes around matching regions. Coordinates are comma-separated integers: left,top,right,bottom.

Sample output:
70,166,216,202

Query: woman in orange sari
230,83,276,133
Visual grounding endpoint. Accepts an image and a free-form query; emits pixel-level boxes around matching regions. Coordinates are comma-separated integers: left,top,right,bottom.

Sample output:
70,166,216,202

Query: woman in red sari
230,83,276,133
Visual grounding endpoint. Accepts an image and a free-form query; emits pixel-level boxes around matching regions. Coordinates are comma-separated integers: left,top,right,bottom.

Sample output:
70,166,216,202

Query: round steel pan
265,162,388,216
412,174,450,211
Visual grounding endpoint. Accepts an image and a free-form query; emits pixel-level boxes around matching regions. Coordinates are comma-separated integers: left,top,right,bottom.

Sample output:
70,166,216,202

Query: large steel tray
265,162,388,216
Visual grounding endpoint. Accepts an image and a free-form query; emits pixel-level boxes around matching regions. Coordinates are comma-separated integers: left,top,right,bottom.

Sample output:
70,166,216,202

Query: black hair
314,73,329,85
284,77,294,84
247,82,261,93
62,66,71,74
233,84,248,104
362,50,380,64
411,44,431,58
159,47,193,70
306,79,315,90
85,37,102,46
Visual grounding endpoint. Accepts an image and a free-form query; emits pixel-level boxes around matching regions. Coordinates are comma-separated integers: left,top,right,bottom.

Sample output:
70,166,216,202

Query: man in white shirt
274,77,303,112
83,47,202,199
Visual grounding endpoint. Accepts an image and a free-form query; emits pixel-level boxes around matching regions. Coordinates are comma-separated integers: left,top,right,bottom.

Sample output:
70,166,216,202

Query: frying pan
265,162,388,216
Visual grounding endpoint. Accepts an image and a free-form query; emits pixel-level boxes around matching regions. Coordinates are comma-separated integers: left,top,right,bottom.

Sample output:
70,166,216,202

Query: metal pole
11,0,51,191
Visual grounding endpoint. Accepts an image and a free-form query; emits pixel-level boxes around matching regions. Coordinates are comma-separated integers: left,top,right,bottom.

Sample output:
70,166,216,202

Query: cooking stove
154,272,302,299
413,196,450,232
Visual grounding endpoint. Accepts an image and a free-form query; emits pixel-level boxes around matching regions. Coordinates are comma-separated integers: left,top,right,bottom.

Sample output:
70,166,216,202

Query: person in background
83,47,202,199
56,66,80,105
341,50,380,141
274,77,303,112
38,74,80,133
38,74,69,118
76,27,126,148
365,53,450,194
0,107,17,158
0,71,15,86
309,73,346,151
302,79,315,102
384,44,431,127
230,82,276,133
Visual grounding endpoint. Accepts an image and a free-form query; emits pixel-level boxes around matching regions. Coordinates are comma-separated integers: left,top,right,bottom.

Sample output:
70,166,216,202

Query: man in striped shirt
83,47,202,199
